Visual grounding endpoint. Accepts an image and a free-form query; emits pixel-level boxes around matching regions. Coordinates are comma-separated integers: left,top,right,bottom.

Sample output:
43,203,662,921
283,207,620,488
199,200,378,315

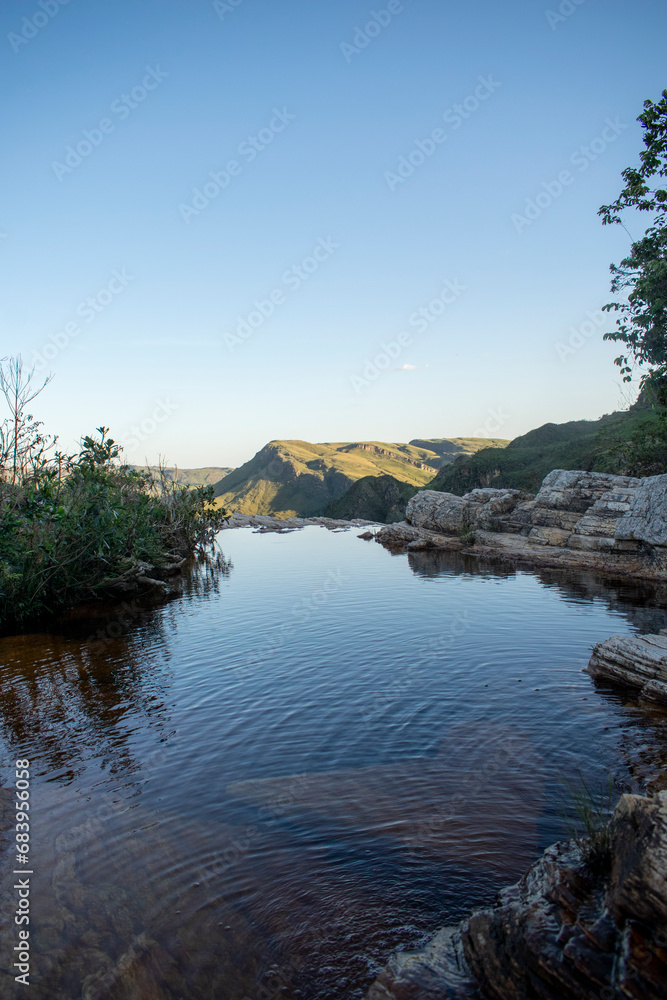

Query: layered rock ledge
588,630,667,708
368,791,667,1000
375,470,667,581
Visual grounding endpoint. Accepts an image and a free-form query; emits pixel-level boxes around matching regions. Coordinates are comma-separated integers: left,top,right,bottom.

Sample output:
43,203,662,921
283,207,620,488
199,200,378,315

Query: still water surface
1,527,667,998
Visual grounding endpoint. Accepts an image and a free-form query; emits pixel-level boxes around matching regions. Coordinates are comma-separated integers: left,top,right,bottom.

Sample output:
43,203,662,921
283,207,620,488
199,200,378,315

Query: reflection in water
0,530,666,999
407,546,667,633
0,631,172,785
0,549,231,785
179,545,233,602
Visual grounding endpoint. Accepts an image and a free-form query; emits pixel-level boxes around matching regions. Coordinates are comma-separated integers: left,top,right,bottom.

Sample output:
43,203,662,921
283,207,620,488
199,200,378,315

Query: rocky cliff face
376,470,667,581
340,443,438,472
368,792,667,1000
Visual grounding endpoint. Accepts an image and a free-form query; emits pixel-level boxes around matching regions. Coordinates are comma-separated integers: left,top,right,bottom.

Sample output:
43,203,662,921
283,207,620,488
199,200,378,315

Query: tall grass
559,772,616,871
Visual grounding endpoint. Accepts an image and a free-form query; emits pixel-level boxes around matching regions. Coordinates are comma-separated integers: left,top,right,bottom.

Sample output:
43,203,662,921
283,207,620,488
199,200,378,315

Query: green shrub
457,525,476,546
0,428,228,625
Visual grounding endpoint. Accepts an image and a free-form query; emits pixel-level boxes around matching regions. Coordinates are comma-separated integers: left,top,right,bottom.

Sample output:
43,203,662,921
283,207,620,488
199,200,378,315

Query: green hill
213,437,513,518
322,475,419,523
212,440,441,517
427,404,667,496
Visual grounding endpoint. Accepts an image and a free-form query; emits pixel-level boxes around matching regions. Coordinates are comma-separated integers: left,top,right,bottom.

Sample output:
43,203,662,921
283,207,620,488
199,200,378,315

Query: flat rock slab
376,522,667,582
587,631,667,700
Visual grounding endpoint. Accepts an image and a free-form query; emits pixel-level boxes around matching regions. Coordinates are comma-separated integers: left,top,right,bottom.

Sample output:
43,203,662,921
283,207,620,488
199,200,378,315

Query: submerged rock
227,725,544,881
368,792,667,999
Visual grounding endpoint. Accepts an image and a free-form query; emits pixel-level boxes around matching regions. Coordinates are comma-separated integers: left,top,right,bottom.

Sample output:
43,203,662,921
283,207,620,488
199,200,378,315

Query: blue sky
1,0,666,467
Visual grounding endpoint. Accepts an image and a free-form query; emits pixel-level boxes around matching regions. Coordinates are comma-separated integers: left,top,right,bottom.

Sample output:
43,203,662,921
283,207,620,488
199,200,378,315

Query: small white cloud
396,363,417,371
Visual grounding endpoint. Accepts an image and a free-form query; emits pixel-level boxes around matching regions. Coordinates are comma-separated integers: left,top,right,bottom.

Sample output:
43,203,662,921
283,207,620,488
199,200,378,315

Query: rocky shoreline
364,468,667,999
367,630,667,999
221,512,379,532
368,790,667,1000
372,469,667,584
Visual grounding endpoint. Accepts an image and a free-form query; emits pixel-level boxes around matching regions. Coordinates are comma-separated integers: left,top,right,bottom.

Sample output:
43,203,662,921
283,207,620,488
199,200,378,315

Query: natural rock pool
1,526,667,999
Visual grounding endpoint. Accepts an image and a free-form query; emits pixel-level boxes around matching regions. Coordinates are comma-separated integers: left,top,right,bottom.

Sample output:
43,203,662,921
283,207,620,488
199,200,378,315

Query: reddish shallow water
1,527,667,998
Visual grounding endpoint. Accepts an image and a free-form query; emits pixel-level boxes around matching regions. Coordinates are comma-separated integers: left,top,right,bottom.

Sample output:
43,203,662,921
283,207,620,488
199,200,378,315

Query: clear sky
2,0,666,467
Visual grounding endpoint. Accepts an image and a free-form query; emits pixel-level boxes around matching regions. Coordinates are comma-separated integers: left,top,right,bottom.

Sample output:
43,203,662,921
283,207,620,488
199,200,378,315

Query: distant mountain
409,437,510,469
212,438,507,518
133,467,233,488
212,440,442,517
322,475,418,523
